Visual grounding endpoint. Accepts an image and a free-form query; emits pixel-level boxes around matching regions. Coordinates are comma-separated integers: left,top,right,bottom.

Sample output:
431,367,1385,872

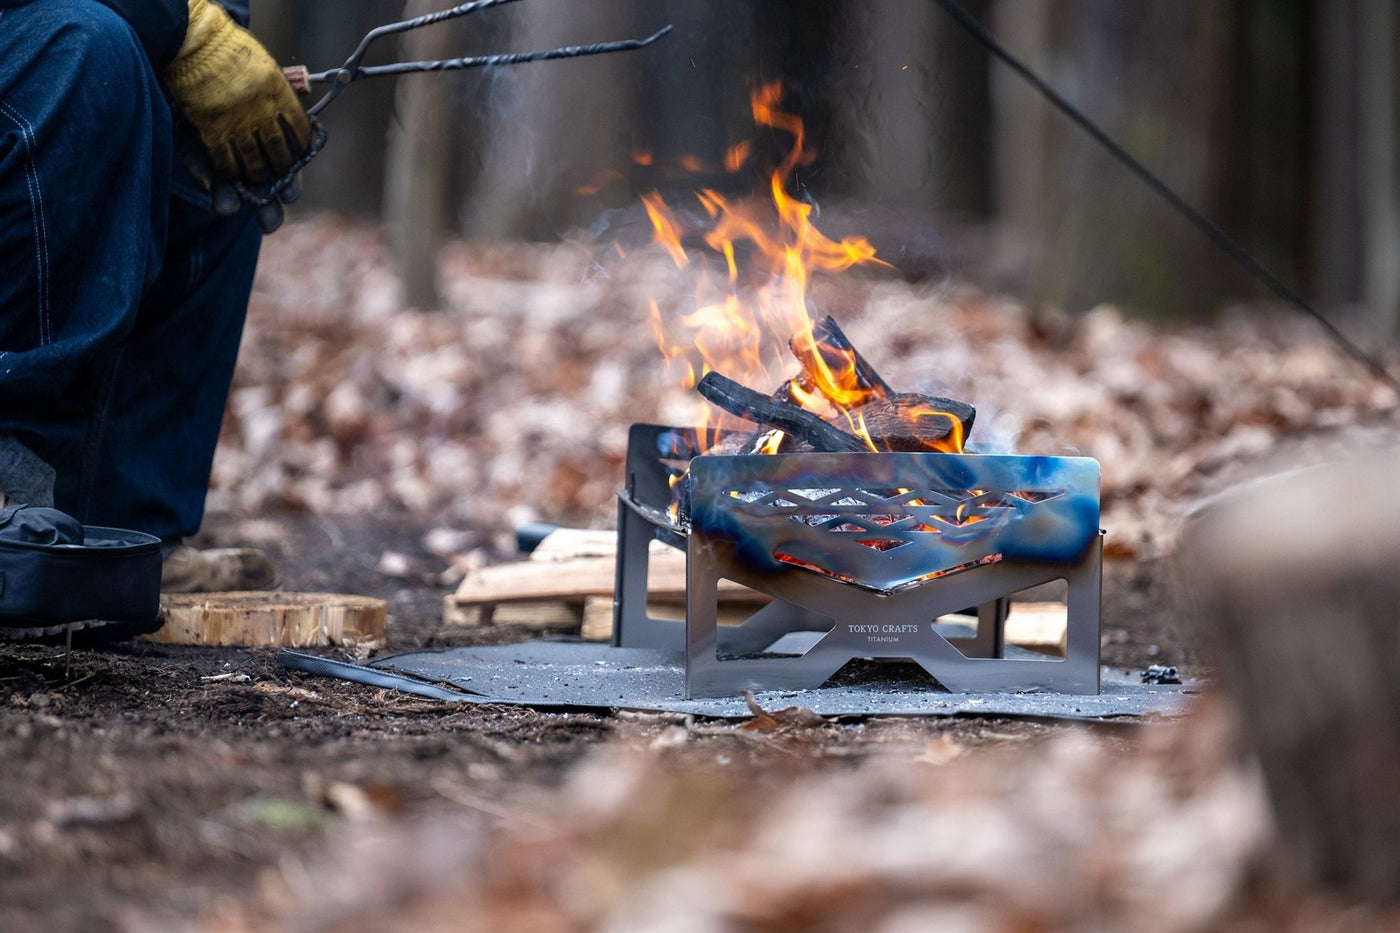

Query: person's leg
70,168,262,543
0,0,171,510
1,0,265,551
79,172,276,591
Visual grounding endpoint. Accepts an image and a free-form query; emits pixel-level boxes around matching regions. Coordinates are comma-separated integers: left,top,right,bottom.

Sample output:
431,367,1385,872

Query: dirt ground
3,219,1399,930
0,507,1187,932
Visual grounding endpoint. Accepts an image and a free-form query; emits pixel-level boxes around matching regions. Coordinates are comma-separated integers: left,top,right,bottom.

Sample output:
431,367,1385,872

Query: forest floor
2,217,1399,931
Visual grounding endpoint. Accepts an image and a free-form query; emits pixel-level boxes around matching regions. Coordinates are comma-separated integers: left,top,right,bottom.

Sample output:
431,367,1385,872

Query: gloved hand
164,0,313,231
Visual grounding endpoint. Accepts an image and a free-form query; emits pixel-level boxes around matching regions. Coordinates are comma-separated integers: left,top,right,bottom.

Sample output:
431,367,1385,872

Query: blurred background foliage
250,0,1399,329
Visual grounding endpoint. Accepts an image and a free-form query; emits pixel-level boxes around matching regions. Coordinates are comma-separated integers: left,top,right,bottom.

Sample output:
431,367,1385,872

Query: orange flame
641,191,688,269
907,406,966,454
645,83,933,451
723,141,751,173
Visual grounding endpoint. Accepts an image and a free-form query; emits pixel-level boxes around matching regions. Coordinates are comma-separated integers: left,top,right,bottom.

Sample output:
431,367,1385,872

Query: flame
575,168,625,197
755,429,786,455
906,406,966,454
641,192,688,269
643,83,957,454
724,141,751,173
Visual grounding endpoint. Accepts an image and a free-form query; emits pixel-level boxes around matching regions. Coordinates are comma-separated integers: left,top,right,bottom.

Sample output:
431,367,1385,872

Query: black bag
0,505,163,641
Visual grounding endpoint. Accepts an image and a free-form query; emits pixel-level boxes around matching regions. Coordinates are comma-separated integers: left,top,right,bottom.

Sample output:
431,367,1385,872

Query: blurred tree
462,0,644,239
251,0,402,217
990,0,1250,317
245,0,1397,331
1356,0,1399,334
383,0,455,309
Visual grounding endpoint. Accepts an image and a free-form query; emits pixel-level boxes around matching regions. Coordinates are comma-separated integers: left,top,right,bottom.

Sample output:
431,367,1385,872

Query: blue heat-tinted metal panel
688,452,1100,595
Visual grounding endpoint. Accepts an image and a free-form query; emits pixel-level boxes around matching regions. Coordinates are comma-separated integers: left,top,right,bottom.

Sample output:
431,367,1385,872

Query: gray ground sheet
295,640,1197,720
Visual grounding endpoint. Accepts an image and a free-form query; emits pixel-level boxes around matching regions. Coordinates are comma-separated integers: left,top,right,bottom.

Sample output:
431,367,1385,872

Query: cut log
1187,453,1400,903
148,592,386,647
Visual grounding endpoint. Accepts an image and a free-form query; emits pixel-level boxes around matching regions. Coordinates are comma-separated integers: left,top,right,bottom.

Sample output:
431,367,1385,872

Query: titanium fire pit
614,424,1103,699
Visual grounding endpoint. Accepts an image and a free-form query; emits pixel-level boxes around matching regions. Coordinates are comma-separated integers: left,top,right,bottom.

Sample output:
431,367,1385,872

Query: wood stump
1185,452,1400,902
148,592,387,647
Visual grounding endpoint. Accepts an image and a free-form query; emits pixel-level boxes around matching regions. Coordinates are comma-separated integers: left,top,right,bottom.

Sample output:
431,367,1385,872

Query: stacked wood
1002,602,1070,657
444,529,769,636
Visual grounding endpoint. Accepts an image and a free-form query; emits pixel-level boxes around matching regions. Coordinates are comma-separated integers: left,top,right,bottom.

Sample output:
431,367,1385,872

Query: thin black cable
930,0,1400,395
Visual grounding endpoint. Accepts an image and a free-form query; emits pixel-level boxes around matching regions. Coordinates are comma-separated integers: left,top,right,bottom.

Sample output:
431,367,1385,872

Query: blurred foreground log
1186,452,1400,902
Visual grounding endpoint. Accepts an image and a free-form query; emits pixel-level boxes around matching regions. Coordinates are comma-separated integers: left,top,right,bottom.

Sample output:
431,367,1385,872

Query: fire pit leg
1062,533,1103,692
683,535,1103,699
612,497,685,651
948,598,1009,659
714,599,829,656
685,534,850,697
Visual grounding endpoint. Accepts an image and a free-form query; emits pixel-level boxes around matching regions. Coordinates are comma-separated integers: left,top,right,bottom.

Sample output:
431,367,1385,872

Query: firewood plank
527,528,618,561
1003,602,1068,656
453,555,651,603
445,598,584,631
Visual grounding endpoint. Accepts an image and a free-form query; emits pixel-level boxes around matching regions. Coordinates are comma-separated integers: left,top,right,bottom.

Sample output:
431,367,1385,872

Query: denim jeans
0,0,261,543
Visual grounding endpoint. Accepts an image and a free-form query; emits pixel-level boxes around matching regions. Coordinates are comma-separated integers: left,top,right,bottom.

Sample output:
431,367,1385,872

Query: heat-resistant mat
281,640,1193,720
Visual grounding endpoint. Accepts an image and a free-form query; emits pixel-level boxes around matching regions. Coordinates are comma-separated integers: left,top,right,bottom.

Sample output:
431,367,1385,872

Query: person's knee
1,0,172,183
13,1,155,104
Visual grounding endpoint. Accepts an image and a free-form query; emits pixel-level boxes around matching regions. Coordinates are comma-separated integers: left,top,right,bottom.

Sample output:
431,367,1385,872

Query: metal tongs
243,0,672,206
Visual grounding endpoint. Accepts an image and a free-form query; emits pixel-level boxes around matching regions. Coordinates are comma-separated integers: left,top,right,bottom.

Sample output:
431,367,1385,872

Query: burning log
790,315,893,401
843,394,970,452
697,361,975,454
788,315,976,439
696,372,869,453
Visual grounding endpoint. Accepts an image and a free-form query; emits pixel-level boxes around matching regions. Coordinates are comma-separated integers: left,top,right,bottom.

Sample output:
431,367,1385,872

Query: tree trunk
383,0,453,309
1308,0,1363,312
989,0,1279,317
463,1,639,240
1358,0,1400,334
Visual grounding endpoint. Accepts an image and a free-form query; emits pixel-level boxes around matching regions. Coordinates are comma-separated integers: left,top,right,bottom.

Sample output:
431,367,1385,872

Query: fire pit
615,424,1102,698
618,83,1103,699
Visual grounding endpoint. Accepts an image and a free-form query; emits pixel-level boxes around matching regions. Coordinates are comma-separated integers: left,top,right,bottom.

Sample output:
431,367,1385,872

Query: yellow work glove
164,0,312,223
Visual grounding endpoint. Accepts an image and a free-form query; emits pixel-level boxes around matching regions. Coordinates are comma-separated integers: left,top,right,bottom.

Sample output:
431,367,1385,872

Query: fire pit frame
614,424,1102,698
